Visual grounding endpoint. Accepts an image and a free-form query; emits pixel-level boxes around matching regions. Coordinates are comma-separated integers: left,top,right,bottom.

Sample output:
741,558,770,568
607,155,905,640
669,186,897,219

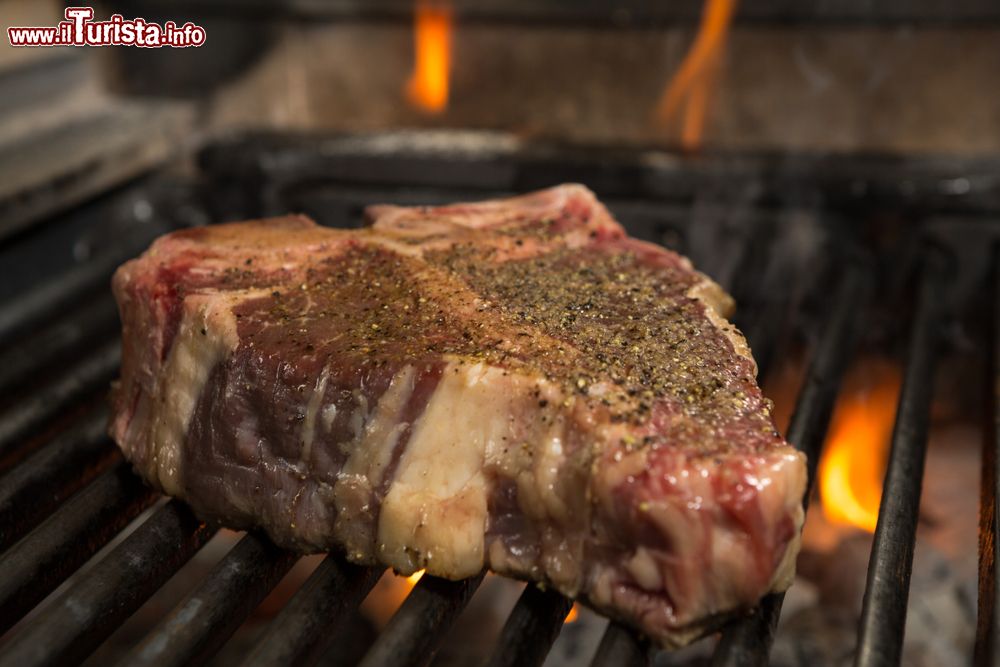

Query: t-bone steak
109,184,806,648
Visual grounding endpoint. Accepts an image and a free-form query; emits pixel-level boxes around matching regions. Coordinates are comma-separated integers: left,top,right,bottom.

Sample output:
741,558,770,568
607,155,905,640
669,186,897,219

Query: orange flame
565,603,580,624
361,569,426,627
406,3,453,114
653,0,738,150
818,361,901,532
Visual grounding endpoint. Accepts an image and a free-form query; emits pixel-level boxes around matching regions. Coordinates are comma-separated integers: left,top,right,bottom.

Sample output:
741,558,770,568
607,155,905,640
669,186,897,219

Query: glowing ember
406,569,425,586
565,602,579,624
818,360,901,533
653,0,738,150
406,2,453,114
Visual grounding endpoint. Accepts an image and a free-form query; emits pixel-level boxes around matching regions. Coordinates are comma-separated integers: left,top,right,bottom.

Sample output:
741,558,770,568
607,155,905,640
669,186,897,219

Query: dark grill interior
0,132,996,666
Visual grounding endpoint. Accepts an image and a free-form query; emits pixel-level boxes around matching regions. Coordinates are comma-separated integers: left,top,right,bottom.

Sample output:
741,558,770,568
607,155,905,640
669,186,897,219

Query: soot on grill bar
0,1,999,666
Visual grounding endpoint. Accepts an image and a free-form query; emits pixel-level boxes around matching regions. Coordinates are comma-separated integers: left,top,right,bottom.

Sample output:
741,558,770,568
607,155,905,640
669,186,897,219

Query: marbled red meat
109,184,806,648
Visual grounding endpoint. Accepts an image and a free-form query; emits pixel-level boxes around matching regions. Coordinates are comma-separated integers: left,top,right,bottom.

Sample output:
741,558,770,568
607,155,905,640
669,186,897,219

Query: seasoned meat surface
110,184,806,648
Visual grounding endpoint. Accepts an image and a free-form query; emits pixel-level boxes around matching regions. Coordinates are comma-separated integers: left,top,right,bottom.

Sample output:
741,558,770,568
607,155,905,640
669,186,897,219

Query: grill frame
0,132,990,667
975,247,1000,667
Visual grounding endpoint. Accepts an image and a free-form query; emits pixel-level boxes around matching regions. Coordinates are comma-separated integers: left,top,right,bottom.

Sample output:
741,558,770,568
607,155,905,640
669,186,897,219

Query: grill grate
487,581,575,667
0,132,992,667
712,264,872,666
855,258,947,667
128,532,298,667
244,555,381,666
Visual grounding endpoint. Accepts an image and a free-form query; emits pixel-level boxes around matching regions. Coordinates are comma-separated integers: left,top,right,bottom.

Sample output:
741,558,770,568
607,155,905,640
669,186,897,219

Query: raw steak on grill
109,184,806,648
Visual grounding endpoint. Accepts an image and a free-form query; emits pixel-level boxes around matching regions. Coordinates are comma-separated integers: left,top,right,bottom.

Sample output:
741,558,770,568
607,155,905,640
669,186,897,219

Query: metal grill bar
0,409,115,552
590,621,648,667
0,341,120,471
0,500,216,667
487,584,574,667
0,297,118,395
713,596,783,667
711,265,871,666
244,555,381,667
0,247,130,349
125,532,297,667
358,573,485,667
855,255,948,667
975,249,1000,667
0,462,155,634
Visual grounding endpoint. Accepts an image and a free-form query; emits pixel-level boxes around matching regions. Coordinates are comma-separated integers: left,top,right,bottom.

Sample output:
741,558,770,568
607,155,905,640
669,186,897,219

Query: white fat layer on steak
148,294,240,495
365,185,603,261
333,365,418,562
378,361,509,579
301,365,331,464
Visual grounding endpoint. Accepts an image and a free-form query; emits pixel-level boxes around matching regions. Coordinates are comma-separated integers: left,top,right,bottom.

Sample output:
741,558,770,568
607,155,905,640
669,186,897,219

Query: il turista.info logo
8,7,206,48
